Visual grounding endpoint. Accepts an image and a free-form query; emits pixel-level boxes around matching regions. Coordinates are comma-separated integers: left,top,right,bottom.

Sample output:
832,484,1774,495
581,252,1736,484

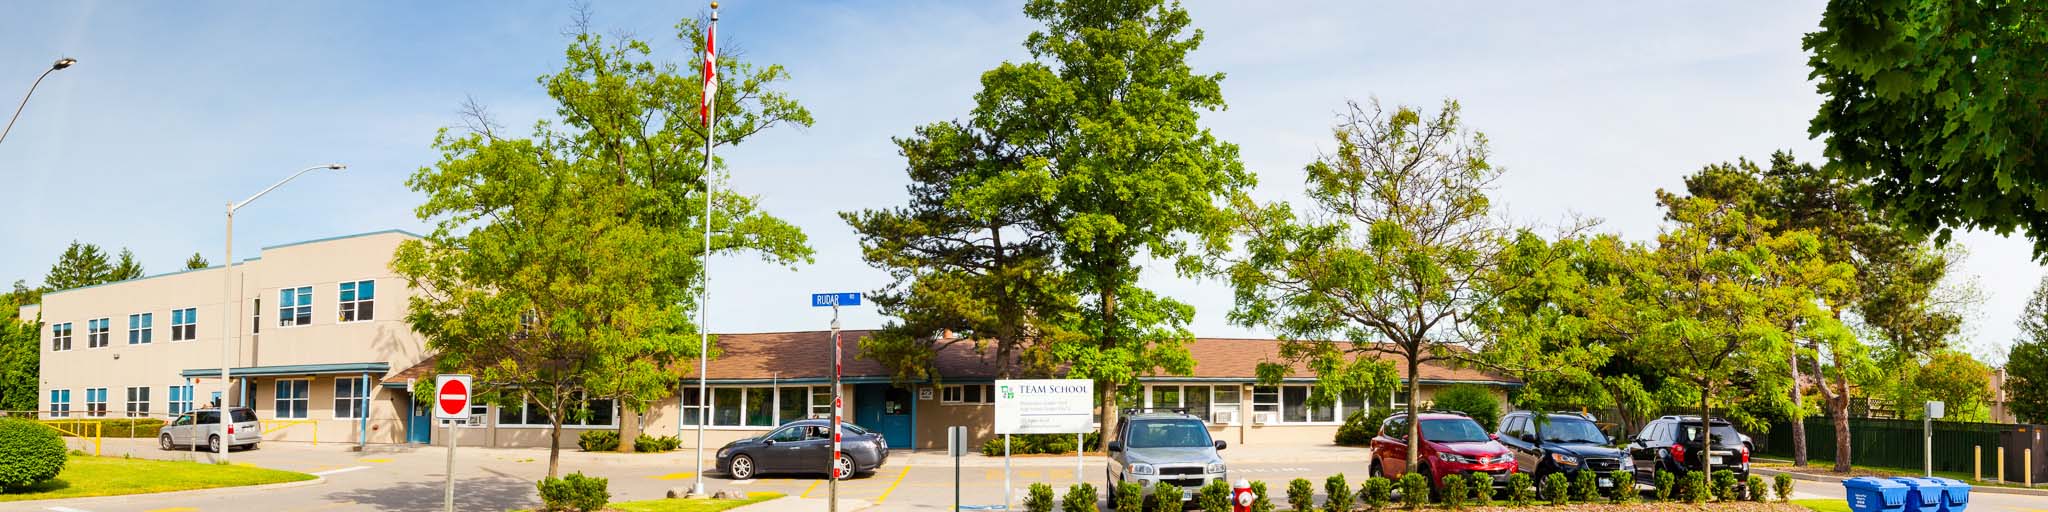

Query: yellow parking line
359,458,391,463
800,480,822,498
652,471,696,480
873,465,913,504
146,508,200,512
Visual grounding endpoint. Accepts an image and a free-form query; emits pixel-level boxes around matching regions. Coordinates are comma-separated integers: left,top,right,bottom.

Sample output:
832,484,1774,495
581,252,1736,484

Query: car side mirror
1608,435,1620,445
1520,433,1538,444
1107,441,1122,453
763,440,775,446
1489,433,1500,441
1214,440,1227,450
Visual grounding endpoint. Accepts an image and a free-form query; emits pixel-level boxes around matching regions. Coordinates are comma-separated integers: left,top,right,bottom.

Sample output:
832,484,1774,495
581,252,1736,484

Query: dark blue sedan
715,419,889,480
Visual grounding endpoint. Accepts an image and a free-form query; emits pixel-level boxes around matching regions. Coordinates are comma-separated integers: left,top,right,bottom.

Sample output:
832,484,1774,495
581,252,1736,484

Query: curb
1750,467,2048,497
5,475,327,505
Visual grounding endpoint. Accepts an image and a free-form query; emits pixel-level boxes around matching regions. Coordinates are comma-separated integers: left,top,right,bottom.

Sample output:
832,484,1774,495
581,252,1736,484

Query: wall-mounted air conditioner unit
1252,412,1275,425
1211,410,1238,425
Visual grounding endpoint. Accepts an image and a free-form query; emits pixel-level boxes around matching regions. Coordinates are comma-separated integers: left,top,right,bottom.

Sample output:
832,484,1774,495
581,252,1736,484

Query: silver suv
1106,410,1228,506
159,407,261,452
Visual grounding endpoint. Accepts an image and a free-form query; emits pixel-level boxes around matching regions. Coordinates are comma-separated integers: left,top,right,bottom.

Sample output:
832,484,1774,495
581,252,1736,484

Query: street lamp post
1,57,77,146
217,163,346,461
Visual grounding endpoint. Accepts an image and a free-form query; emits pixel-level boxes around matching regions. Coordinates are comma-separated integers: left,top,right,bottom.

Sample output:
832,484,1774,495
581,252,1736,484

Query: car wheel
1420,462,1440,501
729,455,756,480
1369,457,1383,478
834,454,855,479
208,435,222,453
1106,477,1119,509
159,434,174,450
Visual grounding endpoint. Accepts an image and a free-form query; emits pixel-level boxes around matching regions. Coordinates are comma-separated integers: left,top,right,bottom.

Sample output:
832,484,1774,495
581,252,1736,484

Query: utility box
1843,477,1908,512
1889,477,1941,512
1999,425,2046,483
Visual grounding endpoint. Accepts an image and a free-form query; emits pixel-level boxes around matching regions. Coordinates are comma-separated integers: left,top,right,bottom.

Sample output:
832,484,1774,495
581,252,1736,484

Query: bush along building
26,229,1519,450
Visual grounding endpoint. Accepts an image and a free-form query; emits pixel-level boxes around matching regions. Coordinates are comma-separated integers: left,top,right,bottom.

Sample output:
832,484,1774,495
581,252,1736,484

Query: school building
23,229,1519,451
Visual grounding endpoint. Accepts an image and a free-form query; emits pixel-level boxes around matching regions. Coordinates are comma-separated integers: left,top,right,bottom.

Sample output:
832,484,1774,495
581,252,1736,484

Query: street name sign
993,379,1094,434
812,292,862,307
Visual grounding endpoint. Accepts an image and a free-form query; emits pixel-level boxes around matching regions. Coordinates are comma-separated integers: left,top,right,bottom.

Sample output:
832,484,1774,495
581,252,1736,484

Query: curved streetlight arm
0,66,61,146
231,164,346,211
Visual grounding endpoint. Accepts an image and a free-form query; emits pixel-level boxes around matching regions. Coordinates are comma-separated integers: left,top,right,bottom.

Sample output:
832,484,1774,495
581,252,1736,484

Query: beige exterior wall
28,231,427,445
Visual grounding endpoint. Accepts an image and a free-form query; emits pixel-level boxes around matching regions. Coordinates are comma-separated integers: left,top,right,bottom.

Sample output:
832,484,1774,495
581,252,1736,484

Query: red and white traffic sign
435,374,472,420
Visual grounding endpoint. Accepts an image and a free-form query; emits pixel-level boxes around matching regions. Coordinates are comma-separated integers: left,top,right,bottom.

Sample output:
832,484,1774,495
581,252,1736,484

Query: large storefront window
687,384,834,427
1251,384,1358,424
1142,384,1244,422
496,393,616,427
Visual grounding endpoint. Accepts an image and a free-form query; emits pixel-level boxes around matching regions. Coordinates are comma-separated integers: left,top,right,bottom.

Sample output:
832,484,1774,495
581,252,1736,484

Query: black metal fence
1754,417,2015,473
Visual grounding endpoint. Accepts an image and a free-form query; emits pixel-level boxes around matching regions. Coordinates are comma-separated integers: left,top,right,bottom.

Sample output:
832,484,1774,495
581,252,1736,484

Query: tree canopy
2007,276,2048,424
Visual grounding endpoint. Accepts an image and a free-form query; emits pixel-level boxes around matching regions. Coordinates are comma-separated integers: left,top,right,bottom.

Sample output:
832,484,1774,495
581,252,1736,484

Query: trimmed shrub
1711,469,1737,502
1198,480,1233,512
1683,471,1711,503
1440,472,1467,509
1335,407,1392,446
632,434,680,452
1397,473,1428,509
980,432,1104,455
0,418,66,489
1116,481,1146,512
1026,483,1056,512
1428,385,1500,431
1571,469,1598,502
1147,483,1182,512
1610,472,1637,504
1652,469,1675,502
1543,472,1569,505
536,472,609,512
1065,483,1099,512
1464,473,1492,507
1745,474,1768,502
1505,472,1534,507
577,430,619,452
1287,478,1315,512
1360,477,1392,510
1324,473,1353,512
1773,473,1794,502
1250,481,1276,512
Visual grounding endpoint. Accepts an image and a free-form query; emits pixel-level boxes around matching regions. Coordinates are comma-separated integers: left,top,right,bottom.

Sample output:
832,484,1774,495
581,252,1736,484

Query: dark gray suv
1496,411,1632,496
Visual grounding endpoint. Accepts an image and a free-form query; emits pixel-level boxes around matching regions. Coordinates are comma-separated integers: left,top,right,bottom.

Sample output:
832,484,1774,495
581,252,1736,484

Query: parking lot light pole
220,163,347,461
2,57,77,146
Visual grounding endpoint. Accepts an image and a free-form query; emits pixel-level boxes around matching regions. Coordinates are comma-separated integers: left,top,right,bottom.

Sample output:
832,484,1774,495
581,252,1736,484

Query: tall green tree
184,253,210,270
845,119,1072,382
110,249,144,281
1804,0,2048,256
1473,231,1628,415
0,285,40,412
2005,276,2048,424
44,241,113,291
392,16,811,475
1873,350,1992,422
971,0,1253,449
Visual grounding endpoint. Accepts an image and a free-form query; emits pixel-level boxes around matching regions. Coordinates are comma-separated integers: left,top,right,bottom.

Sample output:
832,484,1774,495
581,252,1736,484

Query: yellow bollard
2028,448,2034,487
1999,446,2007,483
1975,446,1982,481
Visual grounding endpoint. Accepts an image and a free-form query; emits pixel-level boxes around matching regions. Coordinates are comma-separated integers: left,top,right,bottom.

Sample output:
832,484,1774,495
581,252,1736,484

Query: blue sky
2,1,2035,363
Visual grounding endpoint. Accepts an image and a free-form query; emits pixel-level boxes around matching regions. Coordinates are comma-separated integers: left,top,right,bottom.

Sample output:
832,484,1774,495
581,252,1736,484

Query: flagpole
693,0,719,499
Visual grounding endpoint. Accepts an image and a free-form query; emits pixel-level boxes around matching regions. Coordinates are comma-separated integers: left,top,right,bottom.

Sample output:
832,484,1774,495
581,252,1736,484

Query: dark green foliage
1323,473,1353,512
2009,280,2048,424
980,432,1103,455
536,472,609,512
1065,483,1099,512
1197,480,1232,512
1428,385,1501,432
1542,473,1569,505
632,434,679,452
577,431,619,452
1653,470,1675,502
1398,473,1428,509
1710,469,1737,502
1359,477,1391,509
1506,472,1534,506
1287,478,1314,512
44,418,164,438
1464,473,1491,507
1610,472,1637,504
1440,472,1467,509
1683,471,1710,503
1571,469,1598,502
1746,474,1767,502
1148,483,1183,512
1335,408,1392,446
1250,481,1275,512
0,418,65,489
1026,483,1056,512
1116,481,1146,512
1773,473,1794,502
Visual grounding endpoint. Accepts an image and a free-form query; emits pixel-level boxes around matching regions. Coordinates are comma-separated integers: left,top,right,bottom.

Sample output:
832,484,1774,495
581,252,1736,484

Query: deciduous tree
2005,277,2048,424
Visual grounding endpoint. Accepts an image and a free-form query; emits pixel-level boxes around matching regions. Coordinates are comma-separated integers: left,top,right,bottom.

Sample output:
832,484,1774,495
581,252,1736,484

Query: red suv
1369,411,1517,491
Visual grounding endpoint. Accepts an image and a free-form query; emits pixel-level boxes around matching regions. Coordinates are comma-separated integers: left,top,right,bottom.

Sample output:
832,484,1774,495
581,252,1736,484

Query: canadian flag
700,21,717,126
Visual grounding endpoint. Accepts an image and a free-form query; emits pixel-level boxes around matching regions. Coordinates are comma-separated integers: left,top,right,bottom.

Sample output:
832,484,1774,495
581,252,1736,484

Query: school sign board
993,379,1094,434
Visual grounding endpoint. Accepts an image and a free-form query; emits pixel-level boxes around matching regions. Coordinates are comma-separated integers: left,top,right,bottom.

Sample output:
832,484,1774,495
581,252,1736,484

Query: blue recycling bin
1890,477,1943,512
1843,477,1908,512
1927,477,1970,512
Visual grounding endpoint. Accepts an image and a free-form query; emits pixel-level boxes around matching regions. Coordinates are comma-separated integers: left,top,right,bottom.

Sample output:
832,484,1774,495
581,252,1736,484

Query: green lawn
0,455,316,502
1791,498,1851,512
543,492,783,512
1755,459,2035,489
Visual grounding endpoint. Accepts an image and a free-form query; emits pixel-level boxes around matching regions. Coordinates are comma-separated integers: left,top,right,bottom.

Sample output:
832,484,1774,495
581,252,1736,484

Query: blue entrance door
853,384,912,447
407,397,433,444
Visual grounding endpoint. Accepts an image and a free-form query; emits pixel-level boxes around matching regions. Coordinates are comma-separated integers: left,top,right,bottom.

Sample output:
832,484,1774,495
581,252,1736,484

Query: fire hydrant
1232,479,1254,512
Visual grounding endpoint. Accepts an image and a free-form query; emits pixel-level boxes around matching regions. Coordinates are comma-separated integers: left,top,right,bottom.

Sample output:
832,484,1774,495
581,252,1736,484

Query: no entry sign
435,374,472,420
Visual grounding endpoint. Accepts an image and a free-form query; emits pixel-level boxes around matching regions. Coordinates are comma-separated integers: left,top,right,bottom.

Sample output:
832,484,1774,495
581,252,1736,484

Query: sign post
994,379,1095,511
813,292,862,512
435,374,472,512
949,426,967,512
1925,400,1944,477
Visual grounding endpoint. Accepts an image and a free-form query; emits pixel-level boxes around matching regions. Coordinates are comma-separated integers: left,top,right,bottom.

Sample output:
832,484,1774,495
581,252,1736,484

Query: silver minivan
159,407,261,452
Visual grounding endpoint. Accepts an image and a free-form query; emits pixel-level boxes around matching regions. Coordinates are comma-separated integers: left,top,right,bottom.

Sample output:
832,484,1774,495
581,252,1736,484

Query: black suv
1496,411,1632,496
1625,415,1750,481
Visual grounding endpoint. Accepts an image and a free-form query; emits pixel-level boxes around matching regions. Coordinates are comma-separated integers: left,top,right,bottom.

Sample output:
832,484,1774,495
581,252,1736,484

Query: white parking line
46,507,93,512
312,465,372,476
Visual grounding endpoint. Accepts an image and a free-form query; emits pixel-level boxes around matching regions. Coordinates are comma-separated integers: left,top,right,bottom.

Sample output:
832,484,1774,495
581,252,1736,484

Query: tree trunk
1700,385,1714,480
1831,369,1851,473
1789,347,1808,467
617,406,641,453
1405,354,1422,470
548,416,564,478
1096,283,1118,453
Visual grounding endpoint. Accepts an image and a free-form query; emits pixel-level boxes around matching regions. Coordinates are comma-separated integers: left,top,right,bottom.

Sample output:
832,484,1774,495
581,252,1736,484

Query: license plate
1598,477,1613,488
1709,456,1724,465
1182,489,1195,500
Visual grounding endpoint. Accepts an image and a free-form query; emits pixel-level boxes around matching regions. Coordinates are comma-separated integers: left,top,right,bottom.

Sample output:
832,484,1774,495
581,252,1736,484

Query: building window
49,389,70,418
339,280,375,322
940,384,994,405
811,386,833,418
495,393,615,427
125,386,151,417
334,377,368,419
252,298,262,334
1250,385,1345,424
85,388,108,417
279,286,312,327
128,313,153,345
274,379,309,418
683,385,831,427
169,385,194,415
170,308,197,341
87,318,110,348
50,323,71,351
681,387,704,426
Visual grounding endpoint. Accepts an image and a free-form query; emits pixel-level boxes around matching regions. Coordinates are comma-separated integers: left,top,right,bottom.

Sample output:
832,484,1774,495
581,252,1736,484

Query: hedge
44,418,165,438
0,418,66,489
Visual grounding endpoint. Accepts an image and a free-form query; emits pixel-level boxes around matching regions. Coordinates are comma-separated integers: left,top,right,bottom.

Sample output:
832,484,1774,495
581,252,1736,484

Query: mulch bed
1451,504,1805,511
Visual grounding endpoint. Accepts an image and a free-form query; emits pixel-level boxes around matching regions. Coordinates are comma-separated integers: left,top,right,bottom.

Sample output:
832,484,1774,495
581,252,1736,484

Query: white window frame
274,378,310,419
127,312,153,345
50,322,72,352
278,286,313,328
680,384,832,429
125,386,151,417
939,384,993,405
495,393,617,428
333,377,368,419
49,389,71,418
339,279,375,323
1246,384,1350,425
86,318,110,348
169,385,194,416
171,307,198,342
85,387,108,417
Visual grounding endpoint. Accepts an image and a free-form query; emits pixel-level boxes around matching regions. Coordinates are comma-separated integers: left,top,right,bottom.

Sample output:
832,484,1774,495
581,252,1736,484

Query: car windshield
1419,419,1491,443
1126,419,1213,448
1679,423,1744,447
1541,418,1607,444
